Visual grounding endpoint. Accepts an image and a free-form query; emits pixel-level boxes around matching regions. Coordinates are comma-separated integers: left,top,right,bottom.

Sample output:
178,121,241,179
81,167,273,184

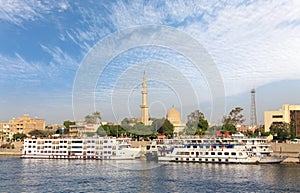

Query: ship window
191,152,194,155
205,152,209,155
224,152,229,155
211,152,215,155
231,152,236,156
72,146,82,148
205,158,208,162
193,146,197,148
72,141,83,143
218,152,222,155
212,159,215,162
225,159,228,162
33,141,36,143
29,141,32,143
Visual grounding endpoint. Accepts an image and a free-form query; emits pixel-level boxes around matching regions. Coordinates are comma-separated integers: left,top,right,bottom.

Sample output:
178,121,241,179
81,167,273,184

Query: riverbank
0,141,22,156
270,142,300,163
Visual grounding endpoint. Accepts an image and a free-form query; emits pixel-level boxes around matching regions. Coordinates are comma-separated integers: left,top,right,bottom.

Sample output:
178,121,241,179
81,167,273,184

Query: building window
272,115,283,118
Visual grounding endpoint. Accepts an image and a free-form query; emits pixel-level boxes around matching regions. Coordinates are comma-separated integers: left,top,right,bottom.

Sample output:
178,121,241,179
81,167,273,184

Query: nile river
0,157,299,192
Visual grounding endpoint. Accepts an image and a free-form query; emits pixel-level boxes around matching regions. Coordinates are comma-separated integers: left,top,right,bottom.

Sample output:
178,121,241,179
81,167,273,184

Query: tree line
11,109,300,141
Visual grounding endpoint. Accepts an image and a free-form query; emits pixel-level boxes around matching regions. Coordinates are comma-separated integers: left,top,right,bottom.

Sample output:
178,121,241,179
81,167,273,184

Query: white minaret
140,72,149,125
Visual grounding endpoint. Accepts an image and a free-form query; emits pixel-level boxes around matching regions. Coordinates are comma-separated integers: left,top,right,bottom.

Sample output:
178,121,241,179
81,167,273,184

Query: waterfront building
140,72,150,125
166,107,185,136
264,104,300,136
236,125,260,133
0,122,10,142
0,114,45,140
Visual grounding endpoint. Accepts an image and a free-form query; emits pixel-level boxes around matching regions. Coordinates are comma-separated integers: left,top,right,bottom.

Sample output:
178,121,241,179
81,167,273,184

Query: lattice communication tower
250,88,257,126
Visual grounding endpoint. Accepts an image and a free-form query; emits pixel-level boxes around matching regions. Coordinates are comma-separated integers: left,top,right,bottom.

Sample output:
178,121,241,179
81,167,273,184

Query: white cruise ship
21,137,142,160
146,138,285,164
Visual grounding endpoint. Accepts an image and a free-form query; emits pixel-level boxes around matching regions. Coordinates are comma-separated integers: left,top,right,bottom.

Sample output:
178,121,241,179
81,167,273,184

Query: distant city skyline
1,1,300,124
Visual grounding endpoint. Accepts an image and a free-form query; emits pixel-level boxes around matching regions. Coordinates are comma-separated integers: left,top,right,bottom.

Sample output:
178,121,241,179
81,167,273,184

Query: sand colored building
0,114,45,140
264,104,300,136
166,107,185,136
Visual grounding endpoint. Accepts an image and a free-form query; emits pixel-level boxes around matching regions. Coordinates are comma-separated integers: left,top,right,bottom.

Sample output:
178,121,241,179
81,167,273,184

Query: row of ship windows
176,151,243,156
186,145,226,149
25,145,115,149
176,157,230,162
26,150,112,154
26,140,115,144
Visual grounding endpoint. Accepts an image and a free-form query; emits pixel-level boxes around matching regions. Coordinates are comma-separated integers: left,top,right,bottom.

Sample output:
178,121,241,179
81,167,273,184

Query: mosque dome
166,107,181,124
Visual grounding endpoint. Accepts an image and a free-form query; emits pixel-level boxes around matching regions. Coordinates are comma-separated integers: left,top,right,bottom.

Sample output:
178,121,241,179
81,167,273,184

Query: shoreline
0,152,298,163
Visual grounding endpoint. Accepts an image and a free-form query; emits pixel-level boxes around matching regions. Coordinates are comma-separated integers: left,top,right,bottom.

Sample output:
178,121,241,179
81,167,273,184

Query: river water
0,157,299,192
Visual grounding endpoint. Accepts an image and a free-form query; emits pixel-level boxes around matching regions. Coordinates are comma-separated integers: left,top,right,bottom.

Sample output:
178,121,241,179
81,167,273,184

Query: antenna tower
250,88,257,126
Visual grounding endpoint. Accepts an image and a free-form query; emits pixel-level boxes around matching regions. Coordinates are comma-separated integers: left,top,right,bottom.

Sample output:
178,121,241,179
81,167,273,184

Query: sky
0,0,300,125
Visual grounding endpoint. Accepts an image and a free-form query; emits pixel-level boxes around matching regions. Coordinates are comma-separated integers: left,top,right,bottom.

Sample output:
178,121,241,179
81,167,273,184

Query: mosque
140,73,185,135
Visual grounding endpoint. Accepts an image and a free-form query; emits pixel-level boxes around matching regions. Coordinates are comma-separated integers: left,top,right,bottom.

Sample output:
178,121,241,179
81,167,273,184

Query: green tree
269,122,289,141
63,120,75,129
221,124,237,135
98,124,128,137
185,110,209,135
28,129,53,137
254,125,269,136
222,107,245,135
157,119,174,137
222,107,245,125
85,111,101,124
152,118,164,133
12,133,27,141
289,124,296,139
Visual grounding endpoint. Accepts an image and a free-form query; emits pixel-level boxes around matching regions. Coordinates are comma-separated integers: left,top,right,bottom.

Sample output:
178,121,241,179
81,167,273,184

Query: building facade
166,107,185,136
264,104,300,136
0,114,45,140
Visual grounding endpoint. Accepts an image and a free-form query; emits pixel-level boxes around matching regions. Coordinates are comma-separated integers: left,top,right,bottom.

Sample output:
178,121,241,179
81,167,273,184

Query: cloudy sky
0,0,300,125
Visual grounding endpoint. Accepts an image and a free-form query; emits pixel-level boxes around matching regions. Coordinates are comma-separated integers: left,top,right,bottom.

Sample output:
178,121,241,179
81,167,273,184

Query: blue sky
0,0,300,125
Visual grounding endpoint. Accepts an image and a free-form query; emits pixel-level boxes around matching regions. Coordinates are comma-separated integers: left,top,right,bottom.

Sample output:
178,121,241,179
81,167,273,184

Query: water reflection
0,158,299,192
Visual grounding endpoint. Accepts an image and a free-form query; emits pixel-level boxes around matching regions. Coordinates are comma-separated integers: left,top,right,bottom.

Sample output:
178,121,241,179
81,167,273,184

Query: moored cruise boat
169,143,285,164
21,137,142,160
146,137,285,164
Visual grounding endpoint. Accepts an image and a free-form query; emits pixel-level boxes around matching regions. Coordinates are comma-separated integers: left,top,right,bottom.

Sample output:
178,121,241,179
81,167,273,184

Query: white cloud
0,53,42,82
106,0,300,97
0,0,69,26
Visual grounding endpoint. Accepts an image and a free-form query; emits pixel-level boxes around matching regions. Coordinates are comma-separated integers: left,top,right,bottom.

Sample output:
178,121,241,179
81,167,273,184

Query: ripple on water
0,158,299,192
